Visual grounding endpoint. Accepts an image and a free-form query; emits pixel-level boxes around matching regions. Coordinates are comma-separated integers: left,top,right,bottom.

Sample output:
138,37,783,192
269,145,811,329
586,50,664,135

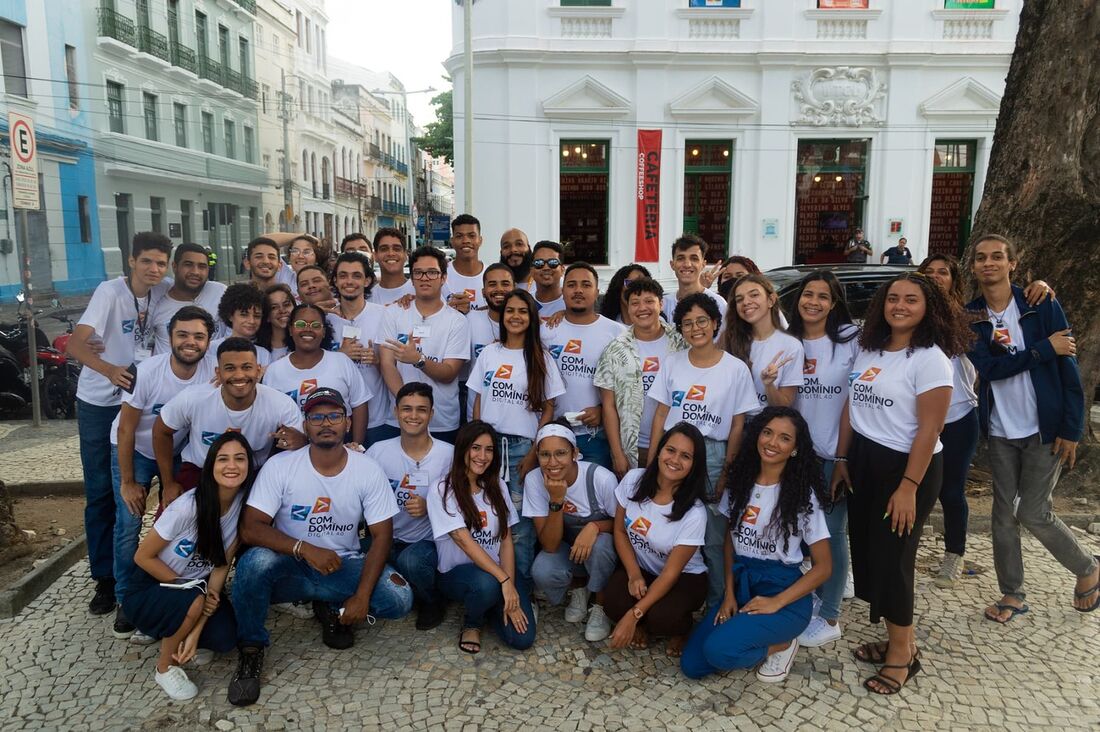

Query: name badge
341,325,362,341
413,324,431,339
407,470,430,487
134,346,153,363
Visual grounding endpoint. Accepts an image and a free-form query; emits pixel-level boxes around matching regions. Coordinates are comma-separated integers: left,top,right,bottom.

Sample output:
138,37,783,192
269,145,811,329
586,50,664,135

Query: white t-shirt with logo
366,437,455,544
848,346,954,454
369,280,415,306
648,350,757,441
427,478,519,573
467,343,566,440
636,334,670,450
442,267,487,309
661,288,728,326
796,326,860,460
466,309,500,421
522,461,618,520
208,337,271,368
150,282,228,355
747,330,805,414
152,489,244,580
615,469,706,576
274,263,298,295
947,355,979,424
262,350,371,414
76,277,171,406
381,302,471,432
720,483,830,565
328,305,390,429
158,383,301,467
987,300,1040,438
110,352,217,460
542,316,626,433
248,447,398,558
534,294,565,321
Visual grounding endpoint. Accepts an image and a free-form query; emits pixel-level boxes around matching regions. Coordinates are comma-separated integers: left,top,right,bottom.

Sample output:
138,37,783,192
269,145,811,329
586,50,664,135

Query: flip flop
984,603,1029,623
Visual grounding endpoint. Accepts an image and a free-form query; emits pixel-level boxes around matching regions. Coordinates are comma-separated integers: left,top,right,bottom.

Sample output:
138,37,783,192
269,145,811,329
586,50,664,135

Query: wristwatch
548,501,564,512
631,606,644,620
413,356,427,370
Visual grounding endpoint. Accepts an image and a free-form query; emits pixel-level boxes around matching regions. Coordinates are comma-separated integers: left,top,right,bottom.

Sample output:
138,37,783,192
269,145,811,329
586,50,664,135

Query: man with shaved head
500,227,533,291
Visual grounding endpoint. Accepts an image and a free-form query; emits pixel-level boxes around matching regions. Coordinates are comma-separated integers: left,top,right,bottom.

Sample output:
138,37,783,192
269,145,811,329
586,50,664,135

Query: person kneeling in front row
122,432,255,700
228,387,413,707
681,407,831,683
524,420,620,641
427,421,537,654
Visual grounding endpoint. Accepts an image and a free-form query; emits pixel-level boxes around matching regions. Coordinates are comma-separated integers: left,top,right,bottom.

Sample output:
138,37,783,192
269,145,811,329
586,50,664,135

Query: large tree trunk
970,0,1100,421
0,481,23,549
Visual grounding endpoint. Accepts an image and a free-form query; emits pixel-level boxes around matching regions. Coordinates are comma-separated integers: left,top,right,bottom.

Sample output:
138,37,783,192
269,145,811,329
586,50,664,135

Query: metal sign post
9,112,41,427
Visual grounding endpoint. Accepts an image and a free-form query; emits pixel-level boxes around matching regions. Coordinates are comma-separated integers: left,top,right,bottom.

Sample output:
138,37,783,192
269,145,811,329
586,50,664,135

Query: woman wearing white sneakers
524,421,620,641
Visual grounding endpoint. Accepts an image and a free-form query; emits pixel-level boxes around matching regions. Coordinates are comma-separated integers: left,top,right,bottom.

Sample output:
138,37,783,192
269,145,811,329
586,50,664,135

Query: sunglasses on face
292,320,324,330
532,258,561,269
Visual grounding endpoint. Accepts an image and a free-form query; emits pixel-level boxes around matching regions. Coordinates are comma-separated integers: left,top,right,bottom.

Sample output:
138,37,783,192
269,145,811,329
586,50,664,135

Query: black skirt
847,432,942,626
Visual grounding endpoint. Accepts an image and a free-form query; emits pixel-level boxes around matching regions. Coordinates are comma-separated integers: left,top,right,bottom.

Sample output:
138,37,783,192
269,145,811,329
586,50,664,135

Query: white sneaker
584,605,611,642
191,649,214,666
154,665,198,701
797,616,842,648
129,630,157,646
843,570,855,600
272,601,314,620
935,551,964,589
756,639,799,684
564,588,590,623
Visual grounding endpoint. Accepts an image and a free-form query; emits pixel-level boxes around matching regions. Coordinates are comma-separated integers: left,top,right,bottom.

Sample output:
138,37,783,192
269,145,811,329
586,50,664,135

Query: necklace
987,302,1010,327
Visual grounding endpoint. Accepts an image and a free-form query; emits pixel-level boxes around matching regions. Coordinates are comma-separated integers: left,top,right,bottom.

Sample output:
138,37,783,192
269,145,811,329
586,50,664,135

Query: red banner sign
635,129,662,262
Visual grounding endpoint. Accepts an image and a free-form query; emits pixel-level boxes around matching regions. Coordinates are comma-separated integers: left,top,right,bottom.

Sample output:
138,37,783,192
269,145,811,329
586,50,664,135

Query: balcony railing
383,201,397,214
137,25,169,62
97,7,135,46
197,56,222,85
368,143,382,161
335,176,353,197
367,195,382,212
231,0,257,14
241,76,258,100
224,68,242,94
383,153,395,169
395,161,408,176
169,40,196,73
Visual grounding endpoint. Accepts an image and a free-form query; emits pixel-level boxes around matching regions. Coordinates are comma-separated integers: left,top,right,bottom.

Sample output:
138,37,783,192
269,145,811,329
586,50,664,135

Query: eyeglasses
305,412,345,425
680,316,712,331
537,449,573,461
532,258,561,269
292,320,324,330
288,247,314,257
411,269,442,280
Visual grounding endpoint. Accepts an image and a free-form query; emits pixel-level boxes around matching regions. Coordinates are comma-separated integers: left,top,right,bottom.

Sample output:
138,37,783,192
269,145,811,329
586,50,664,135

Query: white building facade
447,0,1020,276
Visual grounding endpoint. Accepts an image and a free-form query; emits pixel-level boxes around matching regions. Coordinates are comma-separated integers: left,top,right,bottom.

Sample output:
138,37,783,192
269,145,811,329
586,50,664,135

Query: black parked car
765,264,916,322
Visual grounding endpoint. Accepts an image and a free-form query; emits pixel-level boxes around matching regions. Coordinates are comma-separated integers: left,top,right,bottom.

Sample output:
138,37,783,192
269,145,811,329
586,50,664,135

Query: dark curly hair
859,272,973,357
673,291,723,341
217,282,265,329
917,253,965,309
600,264,652,322
724,407,829,546
285,302,335,352
256,283,295,351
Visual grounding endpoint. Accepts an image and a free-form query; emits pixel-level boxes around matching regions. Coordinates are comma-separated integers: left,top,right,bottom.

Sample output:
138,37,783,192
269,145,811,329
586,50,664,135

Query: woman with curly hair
427,421,535,654
832,272,972,695
599,264,652,325
681,407,831,683
256,284,295,362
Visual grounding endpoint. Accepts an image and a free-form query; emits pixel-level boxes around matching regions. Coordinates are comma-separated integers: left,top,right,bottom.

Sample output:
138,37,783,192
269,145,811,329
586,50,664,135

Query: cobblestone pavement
1,530,1097,732
0,420,82,486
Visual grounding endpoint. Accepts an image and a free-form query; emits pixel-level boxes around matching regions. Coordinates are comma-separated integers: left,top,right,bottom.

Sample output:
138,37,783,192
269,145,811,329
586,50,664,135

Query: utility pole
280,68,293,232
463,0,474,212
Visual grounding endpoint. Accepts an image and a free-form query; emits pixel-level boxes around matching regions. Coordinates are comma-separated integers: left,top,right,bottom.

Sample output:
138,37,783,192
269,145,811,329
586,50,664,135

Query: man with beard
500,227,534,291
150,243,227,354
228,388,413,707
441,214,486,313
464,263,515,421
153,338,304,500
109,306,218,641
530,240,566,321
244,237,285,292
326,252,396,445
369,228,415,306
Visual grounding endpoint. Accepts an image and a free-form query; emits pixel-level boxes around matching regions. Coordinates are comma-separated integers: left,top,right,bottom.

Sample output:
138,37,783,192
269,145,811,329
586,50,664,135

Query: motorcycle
0,295,80,419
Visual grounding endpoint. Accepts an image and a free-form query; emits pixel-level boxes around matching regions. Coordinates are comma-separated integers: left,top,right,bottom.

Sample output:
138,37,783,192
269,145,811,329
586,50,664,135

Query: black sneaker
415,602,446,631
89,579,116,616
314,602,354,650
227,645,264,707
112,607,135,638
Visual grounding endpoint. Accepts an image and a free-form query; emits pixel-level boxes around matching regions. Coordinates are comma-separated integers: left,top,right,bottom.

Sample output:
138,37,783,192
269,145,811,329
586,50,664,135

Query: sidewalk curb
0,536,88,619
7,481,84,497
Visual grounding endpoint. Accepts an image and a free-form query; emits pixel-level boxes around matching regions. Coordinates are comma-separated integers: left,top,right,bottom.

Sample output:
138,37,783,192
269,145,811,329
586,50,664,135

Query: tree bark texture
0,480,23,550
969,0,1100,416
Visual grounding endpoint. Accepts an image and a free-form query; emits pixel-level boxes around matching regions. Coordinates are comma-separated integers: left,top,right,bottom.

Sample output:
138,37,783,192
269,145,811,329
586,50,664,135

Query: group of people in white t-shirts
68,221,1096,705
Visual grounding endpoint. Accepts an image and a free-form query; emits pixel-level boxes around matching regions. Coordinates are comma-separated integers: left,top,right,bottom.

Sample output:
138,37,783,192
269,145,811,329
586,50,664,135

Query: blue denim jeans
232,544,413,647
940,409,978,556
78,399,121,581
437,562,537,650
702,437,729,610
576,430,612,472
530,532,618,605
361,536,440,606
816,460,849,622
111,446,177,603
497,434,535,590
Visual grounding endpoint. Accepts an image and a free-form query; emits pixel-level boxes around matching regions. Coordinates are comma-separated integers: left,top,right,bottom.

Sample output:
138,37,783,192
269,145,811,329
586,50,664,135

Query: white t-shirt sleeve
343,355,373,407
152,493,190,542
77,281,116,336
274,390,304,429
914,347,954,395
777,340,805,389
521,472,549,518
594,468,620,517
648,359,672,407
157,387,194,432
675,505,707,548
729,357,760,415
465,348,488,395
800,494,831,547
544,353,567,400
427,480,467,539
360,464,399,525
246,458,286,519
123,358,157,410
443,314,472,361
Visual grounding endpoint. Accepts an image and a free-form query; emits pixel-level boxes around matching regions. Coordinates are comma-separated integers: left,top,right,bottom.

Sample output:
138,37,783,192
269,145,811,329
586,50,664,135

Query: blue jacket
966,286,1084,444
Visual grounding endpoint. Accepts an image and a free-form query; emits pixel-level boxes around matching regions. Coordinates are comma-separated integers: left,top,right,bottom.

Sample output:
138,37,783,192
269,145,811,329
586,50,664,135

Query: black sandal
864,656,922,695
852,641,889,665
458,628,481,654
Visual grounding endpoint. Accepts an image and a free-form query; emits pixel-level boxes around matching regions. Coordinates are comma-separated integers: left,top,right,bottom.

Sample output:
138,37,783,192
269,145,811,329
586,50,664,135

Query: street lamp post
456,0,475,212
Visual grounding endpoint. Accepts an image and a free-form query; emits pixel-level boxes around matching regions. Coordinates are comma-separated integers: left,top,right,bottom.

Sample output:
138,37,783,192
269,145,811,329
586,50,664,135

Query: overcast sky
326,0,454,126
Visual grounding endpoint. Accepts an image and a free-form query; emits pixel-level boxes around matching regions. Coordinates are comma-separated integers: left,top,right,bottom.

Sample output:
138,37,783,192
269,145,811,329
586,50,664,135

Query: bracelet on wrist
834,456,848,463
902,475,919,487
499,575,510,585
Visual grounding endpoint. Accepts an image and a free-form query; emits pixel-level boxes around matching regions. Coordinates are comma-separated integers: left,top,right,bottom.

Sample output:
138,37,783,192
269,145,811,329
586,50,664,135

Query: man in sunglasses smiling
531,240,566,322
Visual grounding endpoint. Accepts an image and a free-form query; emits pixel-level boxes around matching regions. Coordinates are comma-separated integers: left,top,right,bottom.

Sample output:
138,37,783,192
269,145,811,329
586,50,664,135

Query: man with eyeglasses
500,227,534,291
153,338,305,501
379,246,471,444
228,387,413,707
370,228,416,306
441,214,486,314
542,262,625,470
531,240,566,321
